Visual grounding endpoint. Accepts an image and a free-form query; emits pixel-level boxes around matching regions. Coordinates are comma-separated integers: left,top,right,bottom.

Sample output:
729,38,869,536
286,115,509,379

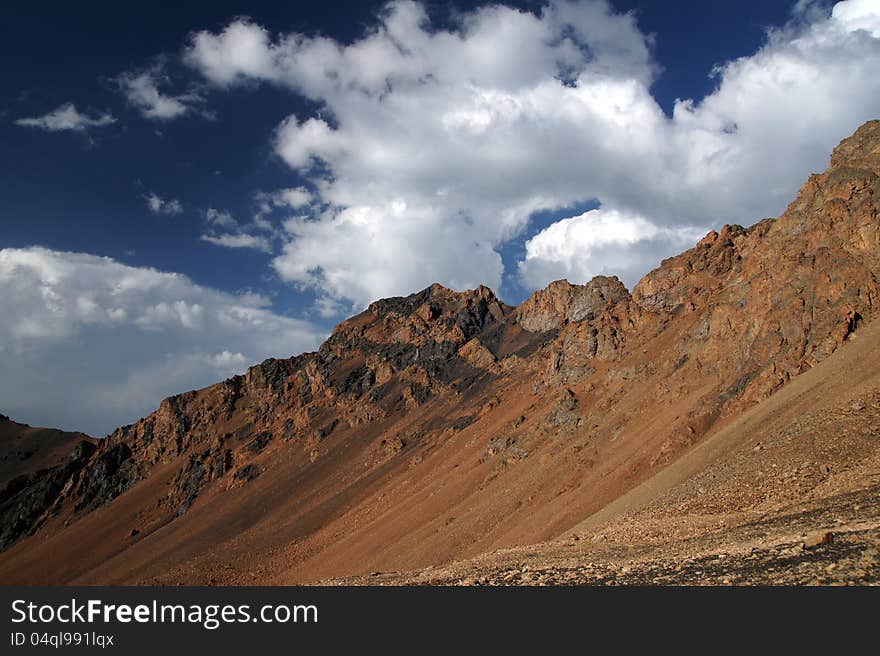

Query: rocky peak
328,283,511,354
365,283,505,320
829,120,880,169
633,123,880,319
762,121,879,271
632,223,749,314
516,276,630,332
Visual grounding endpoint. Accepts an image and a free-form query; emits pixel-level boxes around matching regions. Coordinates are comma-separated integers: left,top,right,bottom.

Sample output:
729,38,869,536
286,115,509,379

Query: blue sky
1,0,793,307
2,0,879,434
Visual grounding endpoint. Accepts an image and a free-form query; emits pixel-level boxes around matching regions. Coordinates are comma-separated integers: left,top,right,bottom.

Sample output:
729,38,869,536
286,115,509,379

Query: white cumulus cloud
256,187,314,212
179,0,880,308
201,208,277,252
832,0,880,35
14,103,116,132
145,192,183,215
519,208,705,289
0,247,325,435
116,65,207,121
204,207,238,229
200,233,272,252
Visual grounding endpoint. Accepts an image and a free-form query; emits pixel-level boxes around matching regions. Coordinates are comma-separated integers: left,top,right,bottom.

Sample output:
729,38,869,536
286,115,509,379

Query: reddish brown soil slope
335,316,880,585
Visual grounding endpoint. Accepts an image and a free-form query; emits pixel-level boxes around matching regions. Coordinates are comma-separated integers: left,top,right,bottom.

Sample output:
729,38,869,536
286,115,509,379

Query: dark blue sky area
0,0,799,314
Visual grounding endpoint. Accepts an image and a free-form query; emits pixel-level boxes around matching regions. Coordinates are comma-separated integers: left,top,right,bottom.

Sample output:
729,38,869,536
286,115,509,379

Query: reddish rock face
516,277,630,332
1,121,878,584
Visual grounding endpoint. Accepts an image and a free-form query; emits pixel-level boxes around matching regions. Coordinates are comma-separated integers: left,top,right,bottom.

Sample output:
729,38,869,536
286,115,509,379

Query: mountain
0,120,878,585
330,314,880,585
0,415,93,487
0,414,95,550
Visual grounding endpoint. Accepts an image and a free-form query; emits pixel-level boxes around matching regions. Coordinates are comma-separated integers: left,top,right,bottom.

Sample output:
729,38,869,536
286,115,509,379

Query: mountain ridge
0,119,877,584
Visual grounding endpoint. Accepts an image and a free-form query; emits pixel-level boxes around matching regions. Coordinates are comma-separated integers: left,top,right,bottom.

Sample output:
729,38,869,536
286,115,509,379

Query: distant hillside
0,414,93,487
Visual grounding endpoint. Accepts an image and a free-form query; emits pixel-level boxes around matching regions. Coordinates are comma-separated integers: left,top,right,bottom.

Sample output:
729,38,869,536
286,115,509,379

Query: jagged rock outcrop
0,416,96,549
516,276,630,332
0,439,95,549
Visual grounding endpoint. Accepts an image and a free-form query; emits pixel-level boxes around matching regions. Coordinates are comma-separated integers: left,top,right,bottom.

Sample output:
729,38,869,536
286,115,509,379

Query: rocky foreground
331,488,880,586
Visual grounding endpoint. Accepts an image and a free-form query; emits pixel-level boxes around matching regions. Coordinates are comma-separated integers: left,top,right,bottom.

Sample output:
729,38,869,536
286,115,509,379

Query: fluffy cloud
200,233,272,252
14,103,116,132
182,0,880,307
0,247,324,434
832,0,880,35
520,208,705,289
116,66,207,121
204,207,238,229
201,208,277,252
256,187,314,213
145,192,183,215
